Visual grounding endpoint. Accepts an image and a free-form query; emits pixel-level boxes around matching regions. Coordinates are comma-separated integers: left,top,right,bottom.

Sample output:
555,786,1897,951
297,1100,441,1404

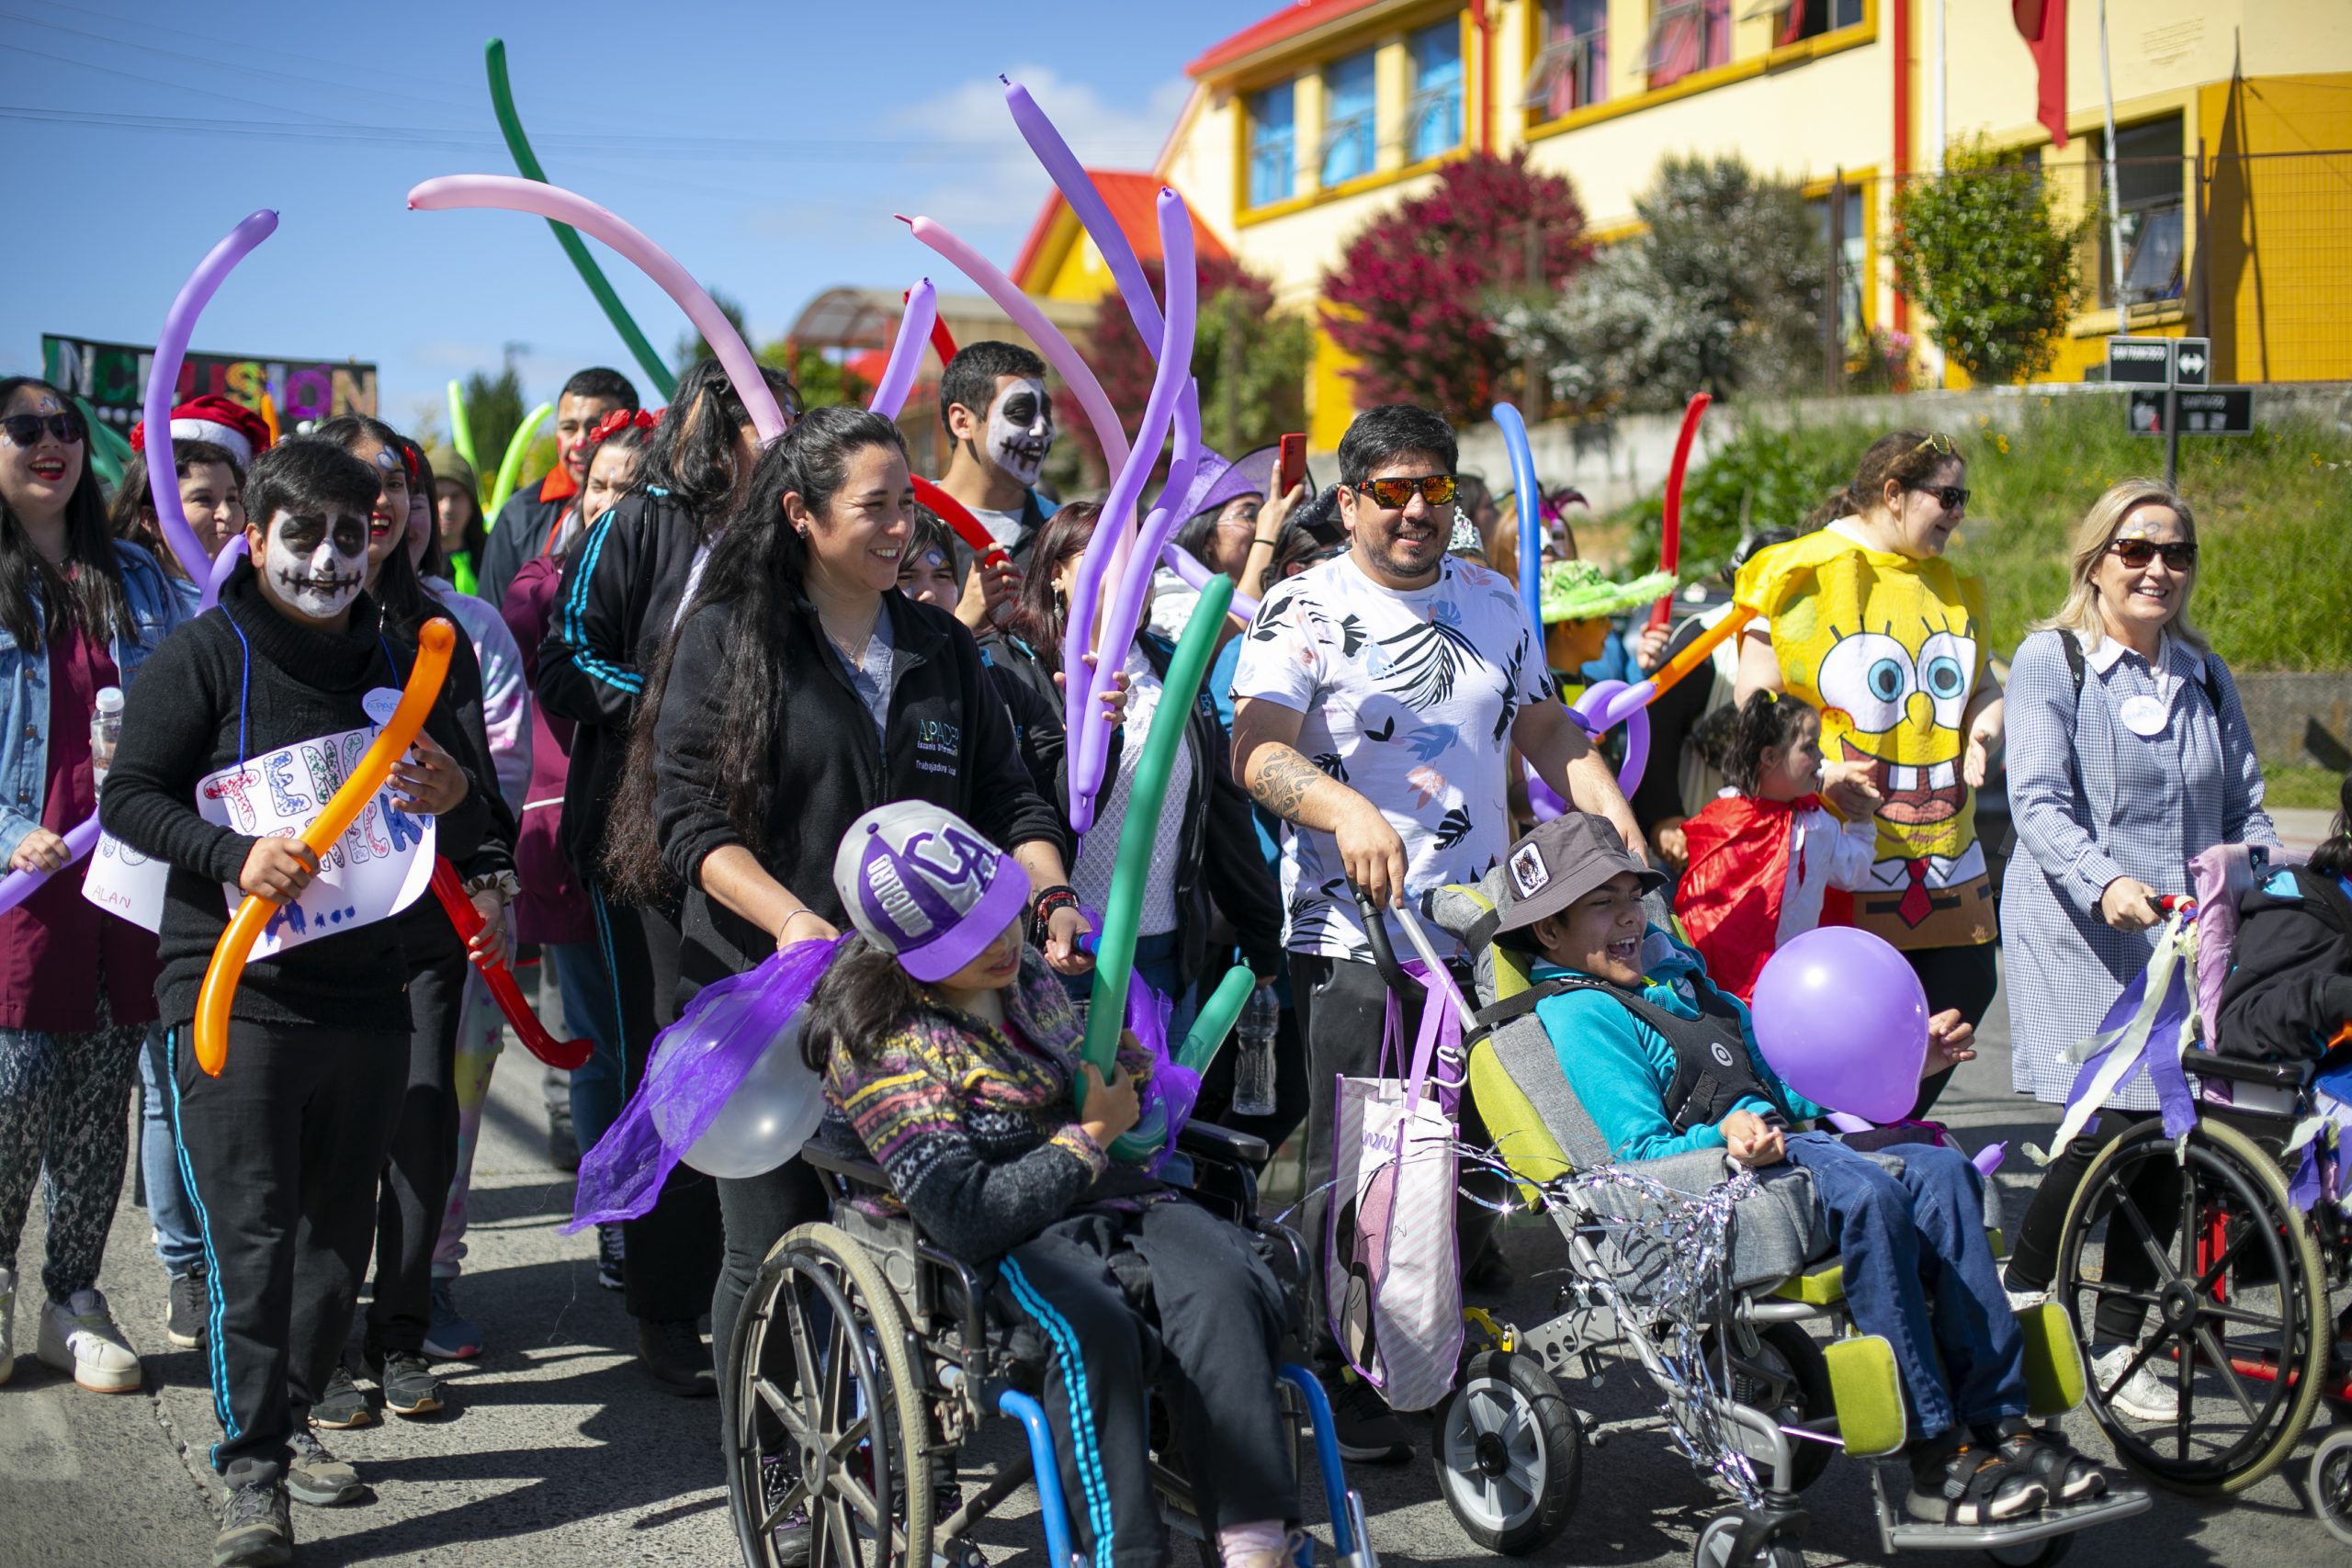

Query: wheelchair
723,1114,1378,1568
1365,873,2152,1568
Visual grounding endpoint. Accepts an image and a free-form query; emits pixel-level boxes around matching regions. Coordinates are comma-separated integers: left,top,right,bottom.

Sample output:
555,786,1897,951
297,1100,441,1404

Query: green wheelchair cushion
1823,1334,1907,1458
1465,1039,1572,1190
1770,1260,1848,1306
2016,1301,2086,1418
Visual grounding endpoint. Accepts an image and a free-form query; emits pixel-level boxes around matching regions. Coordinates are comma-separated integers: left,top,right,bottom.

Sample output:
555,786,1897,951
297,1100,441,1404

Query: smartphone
1277,433,1307,499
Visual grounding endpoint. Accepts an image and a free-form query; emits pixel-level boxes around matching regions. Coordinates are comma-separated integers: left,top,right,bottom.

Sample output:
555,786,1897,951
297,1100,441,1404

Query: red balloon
429,857,591,1069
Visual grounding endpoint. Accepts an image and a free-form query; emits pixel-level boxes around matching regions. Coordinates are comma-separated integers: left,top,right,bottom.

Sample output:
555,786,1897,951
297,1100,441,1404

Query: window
2095,114,2187,308
1526,0,1608,121
1406,21,1464,163
1248,81,1296,208
1771,0,1866,46
1805,182,1869,342
1319,50,1378,186
1648,0,1731,87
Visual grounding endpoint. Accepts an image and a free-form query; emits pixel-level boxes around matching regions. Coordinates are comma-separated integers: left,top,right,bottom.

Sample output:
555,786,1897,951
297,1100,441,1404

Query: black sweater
2217,863,2352,1063
100,565,497,1032
651,590,1062,998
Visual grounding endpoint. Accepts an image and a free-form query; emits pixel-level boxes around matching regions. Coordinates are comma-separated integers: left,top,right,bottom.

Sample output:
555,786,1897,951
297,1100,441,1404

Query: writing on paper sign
362,687,403,726
82,829,171,931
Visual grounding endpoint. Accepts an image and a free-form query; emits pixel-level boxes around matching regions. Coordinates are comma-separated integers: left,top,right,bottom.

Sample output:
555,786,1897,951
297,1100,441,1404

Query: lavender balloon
1162,542,1261,623
1748,925,1928,1124
866,277,935,422
205,535,248,602
144,209,278,603
0,814,101,918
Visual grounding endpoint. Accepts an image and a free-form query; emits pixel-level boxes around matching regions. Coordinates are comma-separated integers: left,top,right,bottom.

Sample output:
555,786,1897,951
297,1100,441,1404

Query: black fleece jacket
2217,863,2352,1063
534,487,708,882
978,629,1283,991
100,564,499,1032
651,590,1062,997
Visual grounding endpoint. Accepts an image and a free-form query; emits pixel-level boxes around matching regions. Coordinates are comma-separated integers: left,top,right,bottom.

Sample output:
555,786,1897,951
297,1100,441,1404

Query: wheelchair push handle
1351,884,1414,994
1351,883,1479,1033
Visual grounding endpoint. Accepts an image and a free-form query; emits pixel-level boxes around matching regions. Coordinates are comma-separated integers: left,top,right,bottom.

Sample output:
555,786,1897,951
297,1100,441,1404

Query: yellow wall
2200,72,2352,384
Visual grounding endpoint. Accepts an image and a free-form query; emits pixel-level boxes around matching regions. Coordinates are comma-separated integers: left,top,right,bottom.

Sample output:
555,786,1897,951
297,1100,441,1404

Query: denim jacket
0,540,187,860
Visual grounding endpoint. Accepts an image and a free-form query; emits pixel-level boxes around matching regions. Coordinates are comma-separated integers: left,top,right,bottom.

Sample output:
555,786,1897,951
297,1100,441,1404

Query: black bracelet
1029,884,1080,946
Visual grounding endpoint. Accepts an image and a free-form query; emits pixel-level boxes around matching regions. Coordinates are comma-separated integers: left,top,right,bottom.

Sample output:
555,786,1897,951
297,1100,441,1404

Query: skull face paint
984,378,1054,487
263,506,369,620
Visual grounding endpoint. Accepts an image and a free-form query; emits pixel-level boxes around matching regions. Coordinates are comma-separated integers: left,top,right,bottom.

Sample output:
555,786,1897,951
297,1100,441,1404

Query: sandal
1990,1419,2109,1506
1905,1434,2048,1525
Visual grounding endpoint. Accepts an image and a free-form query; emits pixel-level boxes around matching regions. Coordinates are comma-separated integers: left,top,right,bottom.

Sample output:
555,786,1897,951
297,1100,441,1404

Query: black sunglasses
1912,482,1968,512
2109,537,2197,570
1353,474,1457,509
3,412,85,448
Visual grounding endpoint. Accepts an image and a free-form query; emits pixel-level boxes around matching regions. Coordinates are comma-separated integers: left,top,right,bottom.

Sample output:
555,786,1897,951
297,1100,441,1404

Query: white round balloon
656,1018,827,1180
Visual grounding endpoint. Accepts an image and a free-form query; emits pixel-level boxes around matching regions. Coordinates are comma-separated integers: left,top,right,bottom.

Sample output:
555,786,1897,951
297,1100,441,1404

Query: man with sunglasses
1229,403,1644,1462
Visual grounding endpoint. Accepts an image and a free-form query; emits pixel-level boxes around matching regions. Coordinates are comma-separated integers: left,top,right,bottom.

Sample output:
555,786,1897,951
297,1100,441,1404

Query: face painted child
249,502,368,628
983,378,1053,488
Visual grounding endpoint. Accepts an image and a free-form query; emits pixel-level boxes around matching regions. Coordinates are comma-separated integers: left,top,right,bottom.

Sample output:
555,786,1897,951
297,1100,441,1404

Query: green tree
460,350,527,480
673,287,753,378
1889,134,2087,385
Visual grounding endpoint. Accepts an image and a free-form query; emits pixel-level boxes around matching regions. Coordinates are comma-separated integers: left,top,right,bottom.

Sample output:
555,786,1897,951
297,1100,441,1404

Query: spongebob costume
1734,522,1997,952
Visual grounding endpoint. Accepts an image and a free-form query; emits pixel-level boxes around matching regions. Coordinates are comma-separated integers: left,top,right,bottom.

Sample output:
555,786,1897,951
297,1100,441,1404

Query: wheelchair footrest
1821,1335,1905,1458
1871,1468,2151,1552
2015,1302,2086,1419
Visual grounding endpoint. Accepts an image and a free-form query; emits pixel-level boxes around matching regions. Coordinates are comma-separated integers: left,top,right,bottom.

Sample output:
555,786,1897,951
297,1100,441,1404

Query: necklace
819,604,881,671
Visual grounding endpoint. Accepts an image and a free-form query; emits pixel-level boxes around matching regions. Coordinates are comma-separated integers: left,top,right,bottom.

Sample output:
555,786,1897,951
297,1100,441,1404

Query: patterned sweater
824,947,1158,1265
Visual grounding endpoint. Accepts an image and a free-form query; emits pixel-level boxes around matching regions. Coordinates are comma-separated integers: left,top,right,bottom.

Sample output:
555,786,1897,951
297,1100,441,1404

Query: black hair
1272,513,1340,581
1290,481,1346,544
305,416,437,637
243,439,379,530
604,404,908,901
799,933,926,1073
1002,502,1104,671
2310,771,2352,882
938,341,1046,438
638,358,799,530
1724,524,1804,584
561,367,639,412
402,440,449,581
107,438,243,581
0,377,130,649
1721,689,1815,796
903,507,953,569
1336,403,1457,487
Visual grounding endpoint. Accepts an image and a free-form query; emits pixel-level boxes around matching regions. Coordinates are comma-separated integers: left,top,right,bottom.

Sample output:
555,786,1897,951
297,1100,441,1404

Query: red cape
1673,794,1851,1001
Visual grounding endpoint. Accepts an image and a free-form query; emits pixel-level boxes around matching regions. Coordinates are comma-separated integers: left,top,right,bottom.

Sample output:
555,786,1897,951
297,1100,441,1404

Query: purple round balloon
1748,925,1928,1123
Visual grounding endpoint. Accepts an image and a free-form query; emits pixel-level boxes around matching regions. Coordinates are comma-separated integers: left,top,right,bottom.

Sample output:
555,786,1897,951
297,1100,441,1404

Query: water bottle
1231,982,1280,1118
90,686,125,793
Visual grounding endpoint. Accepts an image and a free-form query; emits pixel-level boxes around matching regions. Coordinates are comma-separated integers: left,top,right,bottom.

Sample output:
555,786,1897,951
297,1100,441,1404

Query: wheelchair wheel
1984,1533,2073,1568
730,1223,935,1568
1709,1323,1834,1495
2312,1428,2352,1548
1692,1511,1804,1568
1430,1348,1583,1554
2054,1117,2328,1495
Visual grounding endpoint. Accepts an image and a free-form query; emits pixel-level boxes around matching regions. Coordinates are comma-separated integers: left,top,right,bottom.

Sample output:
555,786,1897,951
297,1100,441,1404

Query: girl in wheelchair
803,802,1302,1568
1487,815,2119,1527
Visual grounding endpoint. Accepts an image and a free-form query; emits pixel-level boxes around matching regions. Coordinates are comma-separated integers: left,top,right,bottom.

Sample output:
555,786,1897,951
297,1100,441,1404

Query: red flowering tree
1321,152,1589,422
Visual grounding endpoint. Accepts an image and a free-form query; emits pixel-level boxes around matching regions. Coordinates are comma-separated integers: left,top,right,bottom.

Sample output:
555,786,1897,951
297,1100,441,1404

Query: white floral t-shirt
1231,551,1553,961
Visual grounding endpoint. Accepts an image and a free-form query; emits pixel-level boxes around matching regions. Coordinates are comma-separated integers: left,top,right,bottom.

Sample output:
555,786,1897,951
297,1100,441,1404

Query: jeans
140,1022,205,1275
548,940,626,1157
1781,1133,2028,1440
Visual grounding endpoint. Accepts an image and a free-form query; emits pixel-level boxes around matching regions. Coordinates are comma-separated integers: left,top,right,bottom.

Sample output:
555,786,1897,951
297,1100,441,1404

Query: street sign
2172,337,2211,388
2128,387,2253,436
2107,337,2173,386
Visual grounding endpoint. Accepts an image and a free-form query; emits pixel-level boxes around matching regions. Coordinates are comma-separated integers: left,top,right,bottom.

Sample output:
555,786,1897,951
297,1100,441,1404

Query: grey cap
1494,815,1665,933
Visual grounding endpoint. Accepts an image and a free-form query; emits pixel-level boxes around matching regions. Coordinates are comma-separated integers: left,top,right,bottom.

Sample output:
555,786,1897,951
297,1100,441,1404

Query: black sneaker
1324,1374,1414,1465
637,1317,716,1398
596,1224,627,1293
285,1428,364,1507
760,1453,812,1567
1987,1420,2108,1506
310,1366,371,1429
369,1349,445,1417
1905,1433,2048,1525
548,1111,580,1172
212,1479,292,1568
167,1267,209,1349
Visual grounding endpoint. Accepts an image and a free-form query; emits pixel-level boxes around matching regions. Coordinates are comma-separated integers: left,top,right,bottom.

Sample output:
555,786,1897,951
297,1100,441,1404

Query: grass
1604,395,2352,671
2261,762,2348,813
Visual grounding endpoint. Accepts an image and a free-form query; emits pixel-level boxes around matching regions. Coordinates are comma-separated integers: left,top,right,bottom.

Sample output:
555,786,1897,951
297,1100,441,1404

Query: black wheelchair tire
1691,1510,1804,1568
1430,1348,1584,1554
1706,1322,1835,1495
2312,1428,2352,1548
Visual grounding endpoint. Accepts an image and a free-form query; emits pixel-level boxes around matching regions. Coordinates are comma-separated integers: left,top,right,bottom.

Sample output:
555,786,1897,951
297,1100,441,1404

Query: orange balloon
192,618,457,1076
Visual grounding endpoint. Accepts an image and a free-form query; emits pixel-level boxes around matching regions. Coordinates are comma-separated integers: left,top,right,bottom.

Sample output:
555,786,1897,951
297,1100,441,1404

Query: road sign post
2110,337,2226,486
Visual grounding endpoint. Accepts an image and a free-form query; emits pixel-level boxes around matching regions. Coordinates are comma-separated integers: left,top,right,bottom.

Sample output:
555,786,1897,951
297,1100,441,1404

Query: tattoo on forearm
1250,749,1323,822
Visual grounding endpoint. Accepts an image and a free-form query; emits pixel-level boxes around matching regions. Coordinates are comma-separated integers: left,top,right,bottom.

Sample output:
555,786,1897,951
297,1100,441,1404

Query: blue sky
3,0,1274,432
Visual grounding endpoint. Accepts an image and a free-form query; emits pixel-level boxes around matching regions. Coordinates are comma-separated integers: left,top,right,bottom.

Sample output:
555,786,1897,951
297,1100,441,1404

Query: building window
1248,81,1296,208
1805,183,1869,343
1406,20,1464,163
2096,114,2187,308
1319,50,1379,186
1775,0,1866,44
1526,0,1608,121
1648,0,1731,87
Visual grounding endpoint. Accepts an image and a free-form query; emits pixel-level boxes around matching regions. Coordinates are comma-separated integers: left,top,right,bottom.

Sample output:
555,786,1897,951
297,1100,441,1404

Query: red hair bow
588,406,661,446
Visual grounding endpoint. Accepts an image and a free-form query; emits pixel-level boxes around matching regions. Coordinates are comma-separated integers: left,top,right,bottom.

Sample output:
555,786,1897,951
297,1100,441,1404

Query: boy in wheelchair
803,804,1301,1568
1487,816,2118,1526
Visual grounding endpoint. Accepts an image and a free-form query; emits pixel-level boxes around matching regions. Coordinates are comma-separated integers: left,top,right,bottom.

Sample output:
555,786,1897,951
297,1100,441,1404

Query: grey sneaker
311,1365,371,1429
286,1427,364,1507
168,1267,209,1348
212,1479,292,1567
369,1348,445,1417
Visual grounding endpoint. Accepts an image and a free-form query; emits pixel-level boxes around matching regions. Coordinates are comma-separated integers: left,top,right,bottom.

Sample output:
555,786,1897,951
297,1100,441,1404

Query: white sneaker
37,1289,141,1393
2091,1343,2177,1423
0,1265,16,1384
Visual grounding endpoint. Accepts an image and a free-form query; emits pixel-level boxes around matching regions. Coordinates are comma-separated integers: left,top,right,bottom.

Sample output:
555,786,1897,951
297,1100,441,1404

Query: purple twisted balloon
866,277,935,422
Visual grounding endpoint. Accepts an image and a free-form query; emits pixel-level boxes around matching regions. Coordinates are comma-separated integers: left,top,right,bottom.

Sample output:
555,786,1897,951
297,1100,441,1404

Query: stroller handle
1351,885,1480,1032
1351,885,1414,994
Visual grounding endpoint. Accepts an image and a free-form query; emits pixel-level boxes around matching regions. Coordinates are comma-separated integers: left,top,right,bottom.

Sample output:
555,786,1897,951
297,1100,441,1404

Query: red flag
2013,0,2068,147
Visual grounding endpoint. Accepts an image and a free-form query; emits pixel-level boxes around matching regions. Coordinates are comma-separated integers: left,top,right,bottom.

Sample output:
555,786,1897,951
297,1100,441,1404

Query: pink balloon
408,175,785,442
1748,926,1928,1124
866,278,935,422
143,209,277,604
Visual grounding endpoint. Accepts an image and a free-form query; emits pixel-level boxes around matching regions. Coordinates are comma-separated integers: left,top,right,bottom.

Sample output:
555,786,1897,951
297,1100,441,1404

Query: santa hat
128,394,272,468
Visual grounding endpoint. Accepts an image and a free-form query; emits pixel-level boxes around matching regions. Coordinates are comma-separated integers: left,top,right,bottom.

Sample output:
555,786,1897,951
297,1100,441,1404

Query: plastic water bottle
1231,982,1280,1117
90,686,125,792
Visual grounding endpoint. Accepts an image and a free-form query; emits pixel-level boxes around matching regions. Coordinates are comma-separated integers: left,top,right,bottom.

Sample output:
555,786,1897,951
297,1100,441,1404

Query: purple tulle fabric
570,935,845,1230
1114,975,1200,1172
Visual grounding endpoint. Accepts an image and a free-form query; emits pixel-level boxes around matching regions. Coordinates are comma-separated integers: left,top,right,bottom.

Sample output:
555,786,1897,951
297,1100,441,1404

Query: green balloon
486,400,552,524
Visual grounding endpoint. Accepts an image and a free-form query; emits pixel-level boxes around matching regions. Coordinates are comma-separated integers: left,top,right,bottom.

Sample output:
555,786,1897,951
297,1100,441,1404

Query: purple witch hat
833,801,1029,981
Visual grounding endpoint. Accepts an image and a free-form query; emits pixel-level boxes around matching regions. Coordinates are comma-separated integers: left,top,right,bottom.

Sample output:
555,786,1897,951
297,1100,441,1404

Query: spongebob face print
1813,610,1979,828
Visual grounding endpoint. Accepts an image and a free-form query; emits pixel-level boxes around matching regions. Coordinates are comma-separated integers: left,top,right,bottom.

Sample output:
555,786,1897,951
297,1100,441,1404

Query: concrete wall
2234,671,2352,772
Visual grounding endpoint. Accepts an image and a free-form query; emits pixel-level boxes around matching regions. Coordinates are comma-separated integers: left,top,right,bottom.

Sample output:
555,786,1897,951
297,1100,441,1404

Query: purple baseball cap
831,802,1030,982
1157,442,1287,526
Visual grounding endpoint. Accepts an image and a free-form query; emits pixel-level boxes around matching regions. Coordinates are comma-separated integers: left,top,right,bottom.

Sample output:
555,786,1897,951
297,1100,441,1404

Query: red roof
1186,0,1384,78
1010,170,1230,293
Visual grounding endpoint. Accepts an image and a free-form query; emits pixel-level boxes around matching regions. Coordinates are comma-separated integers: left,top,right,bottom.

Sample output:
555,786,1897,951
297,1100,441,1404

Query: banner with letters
41,333,377,444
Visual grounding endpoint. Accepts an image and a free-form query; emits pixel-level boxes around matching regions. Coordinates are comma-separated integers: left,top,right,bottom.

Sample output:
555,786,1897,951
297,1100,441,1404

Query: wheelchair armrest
1177,1119,1270,1169
2185,1051,2307,1090
802,1139,893,1191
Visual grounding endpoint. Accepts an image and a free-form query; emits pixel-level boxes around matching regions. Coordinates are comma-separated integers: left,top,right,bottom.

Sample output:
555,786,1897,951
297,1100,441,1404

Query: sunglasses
1912,432,1958,457
3,412,85,448
1913,483,1969,512
1353,473,1457,509
2109,536,2198,570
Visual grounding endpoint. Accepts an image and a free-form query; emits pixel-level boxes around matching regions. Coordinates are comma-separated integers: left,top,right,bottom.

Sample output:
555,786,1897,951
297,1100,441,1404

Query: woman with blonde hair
1996,477,2278,1425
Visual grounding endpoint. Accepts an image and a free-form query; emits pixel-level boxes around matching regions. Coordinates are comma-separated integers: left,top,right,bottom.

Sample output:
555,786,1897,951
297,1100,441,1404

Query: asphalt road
3,951,2345,1568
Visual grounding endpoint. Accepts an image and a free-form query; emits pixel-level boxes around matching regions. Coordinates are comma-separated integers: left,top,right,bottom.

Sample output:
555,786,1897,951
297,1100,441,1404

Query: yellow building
1075,0,2352,445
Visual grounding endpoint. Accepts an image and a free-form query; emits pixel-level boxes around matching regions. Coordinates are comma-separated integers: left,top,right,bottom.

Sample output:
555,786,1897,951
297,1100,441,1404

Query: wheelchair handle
1351,884,1415,996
